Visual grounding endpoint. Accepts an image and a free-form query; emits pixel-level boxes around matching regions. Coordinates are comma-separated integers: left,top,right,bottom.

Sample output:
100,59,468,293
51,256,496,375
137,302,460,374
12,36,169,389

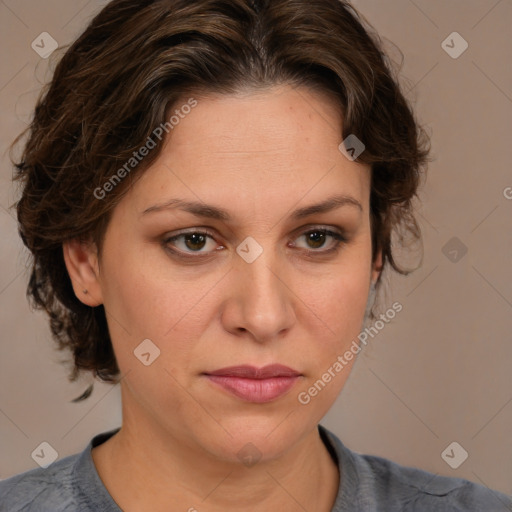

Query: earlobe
62,239,103,307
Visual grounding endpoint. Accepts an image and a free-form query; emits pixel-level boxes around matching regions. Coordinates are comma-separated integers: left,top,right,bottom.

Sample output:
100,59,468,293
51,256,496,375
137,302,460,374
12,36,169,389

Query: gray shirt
1,424,511,511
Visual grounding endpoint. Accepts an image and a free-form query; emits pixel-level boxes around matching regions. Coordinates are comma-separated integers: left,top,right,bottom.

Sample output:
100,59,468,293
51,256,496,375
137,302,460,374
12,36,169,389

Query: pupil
186,234,206,251
308,231,325,249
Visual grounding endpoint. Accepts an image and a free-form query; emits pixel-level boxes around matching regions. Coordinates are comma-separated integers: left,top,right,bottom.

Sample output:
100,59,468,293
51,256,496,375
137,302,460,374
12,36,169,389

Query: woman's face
75,84,381,463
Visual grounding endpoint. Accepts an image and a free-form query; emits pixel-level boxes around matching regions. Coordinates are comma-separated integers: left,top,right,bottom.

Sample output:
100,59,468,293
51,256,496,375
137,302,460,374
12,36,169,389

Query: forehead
125,85,371,220
168,85,343,163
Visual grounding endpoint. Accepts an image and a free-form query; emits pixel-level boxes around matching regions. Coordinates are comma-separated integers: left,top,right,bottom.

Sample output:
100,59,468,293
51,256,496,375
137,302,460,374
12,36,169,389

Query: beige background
1,0,511,500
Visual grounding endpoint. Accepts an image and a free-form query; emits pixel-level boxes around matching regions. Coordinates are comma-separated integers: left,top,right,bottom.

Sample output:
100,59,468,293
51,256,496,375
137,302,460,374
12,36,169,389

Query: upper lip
204,364,301,379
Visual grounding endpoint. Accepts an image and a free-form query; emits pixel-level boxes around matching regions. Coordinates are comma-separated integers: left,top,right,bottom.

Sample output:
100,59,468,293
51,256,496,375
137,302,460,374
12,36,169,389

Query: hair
11,0,430,400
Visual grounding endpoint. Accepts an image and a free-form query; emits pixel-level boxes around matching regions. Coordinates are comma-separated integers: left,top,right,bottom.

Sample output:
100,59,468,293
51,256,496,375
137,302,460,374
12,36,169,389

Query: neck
92,408,340,511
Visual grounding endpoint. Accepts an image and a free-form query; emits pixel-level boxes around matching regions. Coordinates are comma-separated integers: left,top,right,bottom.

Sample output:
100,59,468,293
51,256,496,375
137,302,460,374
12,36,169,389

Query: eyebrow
141,194,363,221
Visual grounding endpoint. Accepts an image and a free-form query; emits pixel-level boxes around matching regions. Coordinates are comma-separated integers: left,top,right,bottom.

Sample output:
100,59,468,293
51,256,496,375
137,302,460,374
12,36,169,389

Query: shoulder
0,453,80,512
356,450,511,511
319,425,512,511
355,454,512,512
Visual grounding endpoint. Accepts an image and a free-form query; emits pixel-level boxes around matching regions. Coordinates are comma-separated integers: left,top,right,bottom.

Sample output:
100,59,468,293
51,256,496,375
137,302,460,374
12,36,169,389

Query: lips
203,364,302,403
204,364,301,379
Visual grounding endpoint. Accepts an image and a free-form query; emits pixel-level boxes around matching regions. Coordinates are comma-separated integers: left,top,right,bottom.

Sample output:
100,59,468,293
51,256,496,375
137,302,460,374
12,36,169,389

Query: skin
64,84,382,512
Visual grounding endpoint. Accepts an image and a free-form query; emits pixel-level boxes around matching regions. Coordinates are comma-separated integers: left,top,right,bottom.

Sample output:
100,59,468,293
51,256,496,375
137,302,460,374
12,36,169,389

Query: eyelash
162,226,347,260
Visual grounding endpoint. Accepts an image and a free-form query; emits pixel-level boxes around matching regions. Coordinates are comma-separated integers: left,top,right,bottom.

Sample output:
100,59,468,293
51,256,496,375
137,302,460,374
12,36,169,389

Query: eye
162,226,347,259
291,228,347,254
163,230,218,255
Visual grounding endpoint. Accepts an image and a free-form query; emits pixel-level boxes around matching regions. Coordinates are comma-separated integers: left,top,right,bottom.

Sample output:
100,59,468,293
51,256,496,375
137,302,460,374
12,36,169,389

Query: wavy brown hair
12,0,430,400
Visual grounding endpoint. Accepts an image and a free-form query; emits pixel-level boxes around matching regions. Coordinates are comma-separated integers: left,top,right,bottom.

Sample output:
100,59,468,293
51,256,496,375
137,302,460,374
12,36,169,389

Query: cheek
309,262,371,341
99,237,177,330
304,281,367,391
334,276,368,334
295,274,368,415
98,242,218,376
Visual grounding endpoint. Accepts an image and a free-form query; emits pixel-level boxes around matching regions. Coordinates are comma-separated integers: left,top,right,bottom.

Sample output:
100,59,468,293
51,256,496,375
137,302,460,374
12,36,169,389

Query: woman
1,0,510,510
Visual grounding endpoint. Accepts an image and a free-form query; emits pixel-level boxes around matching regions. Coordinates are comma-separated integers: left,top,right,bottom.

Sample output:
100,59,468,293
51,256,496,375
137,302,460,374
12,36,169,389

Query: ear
62,239,103,307
371,248,383,285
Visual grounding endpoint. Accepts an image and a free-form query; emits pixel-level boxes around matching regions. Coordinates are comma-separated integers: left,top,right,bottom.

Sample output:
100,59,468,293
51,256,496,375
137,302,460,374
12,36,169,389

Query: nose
221,246,296,343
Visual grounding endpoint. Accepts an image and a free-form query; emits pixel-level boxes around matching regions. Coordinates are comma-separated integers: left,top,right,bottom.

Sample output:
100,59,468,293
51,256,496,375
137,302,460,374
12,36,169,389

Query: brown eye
182,233,208,251
294,229,346,253
305,230,328,249
164,231,218,255
163,226,346,261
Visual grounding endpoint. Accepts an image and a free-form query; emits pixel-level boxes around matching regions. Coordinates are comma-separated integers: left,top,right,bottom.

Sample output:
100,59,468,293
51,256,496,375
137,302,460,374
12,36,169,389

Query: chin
203,414,308,463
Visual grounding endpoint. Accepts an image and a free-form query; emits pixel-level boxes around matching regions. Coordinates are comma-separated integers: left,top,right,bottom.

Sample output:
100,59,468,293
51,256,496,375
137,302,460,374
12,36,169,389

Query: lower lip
205,375,300,403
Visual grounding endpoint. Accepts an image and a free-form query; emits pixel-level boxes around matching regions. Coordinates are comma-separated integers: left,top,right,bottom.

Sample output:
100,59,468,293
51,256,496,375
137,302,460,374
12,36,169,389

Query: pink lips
203,364,301,403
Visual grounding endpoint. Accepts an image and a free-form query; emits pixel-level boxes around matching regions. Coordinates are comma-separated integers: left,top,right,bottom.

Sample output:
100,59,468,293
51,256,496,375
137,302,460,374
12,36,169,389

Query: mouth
202,364,302,403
